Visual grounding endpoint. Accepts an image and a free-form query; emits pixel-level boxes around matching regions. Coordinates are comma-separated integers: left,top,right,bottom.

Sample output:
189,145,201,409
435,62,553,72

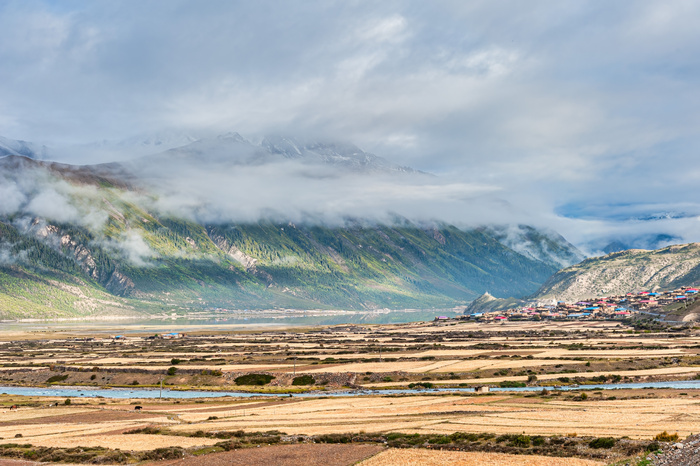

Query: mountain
0,135,50,159
261,135,419,173
129,133,421,175
464,292,523,314
0,143,574,318
480,224,585,269
531,243,700,302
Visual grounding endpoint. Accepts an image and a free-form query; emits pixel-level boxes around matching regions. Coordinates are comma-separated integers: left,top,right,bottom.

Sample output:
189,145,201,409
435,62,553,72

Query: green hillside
0,211,559,317
0,155,569,318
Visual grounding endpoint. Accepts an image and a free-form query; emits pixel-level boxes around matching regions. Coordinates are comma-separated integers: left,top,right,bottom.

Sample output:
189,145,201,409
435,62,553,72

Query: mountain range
0,133,588,318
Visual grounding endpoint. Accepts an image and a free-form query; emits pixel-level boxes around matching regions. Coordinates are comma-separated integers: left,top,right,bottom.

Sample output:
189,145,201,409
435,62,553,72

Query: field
0,319,698,464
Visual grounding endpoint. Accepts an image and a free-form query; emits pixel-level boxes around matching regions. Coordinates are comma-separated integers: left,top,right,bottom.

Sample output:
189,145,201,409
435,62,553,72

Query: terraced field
0,319,697,464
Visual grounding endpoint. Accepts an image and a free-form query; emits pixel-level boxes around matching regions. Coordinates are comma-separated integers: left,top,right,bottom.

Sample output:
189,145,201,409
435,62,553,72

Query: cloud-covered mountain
0,133,586,317
0,135,50,159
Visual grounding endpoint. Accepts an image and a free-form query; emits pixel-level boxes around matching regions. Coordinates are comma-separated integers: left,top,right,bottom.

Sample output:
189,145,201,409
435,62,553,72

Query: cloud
101,230,157,267
0,1,699,253
0,165,108,228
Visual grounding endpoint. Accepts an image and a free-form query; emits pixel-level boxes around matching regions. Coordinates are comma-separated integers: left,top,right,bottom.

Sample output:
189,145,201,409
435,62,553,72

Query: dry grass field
359,449,605,465
0,319,697,463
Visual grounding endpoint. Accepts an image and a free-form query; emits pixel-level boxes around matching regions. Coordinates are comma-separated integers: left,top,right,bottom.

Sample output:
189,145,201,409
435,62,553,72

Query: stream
1,379,700,399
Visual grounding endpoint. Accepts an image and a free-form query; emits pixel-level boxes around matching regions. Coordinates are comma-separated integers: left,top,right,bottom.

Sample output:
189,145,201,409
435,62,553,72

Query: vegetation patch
234,373,275,386
46,375,69,383
589,437,616,449
292,375,315,386
499,381,526,388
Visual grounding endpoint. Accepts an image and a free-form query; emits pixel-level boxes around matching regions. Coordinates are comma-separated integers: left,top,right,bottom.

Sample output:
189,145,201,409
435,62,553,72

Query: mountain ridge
0,133,585,318
530,243,700,302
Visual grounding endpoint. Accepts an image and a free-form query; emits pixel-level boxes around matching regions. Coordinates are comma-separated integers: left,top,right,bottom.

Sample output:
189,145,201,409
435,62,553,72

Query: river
1,380,699,400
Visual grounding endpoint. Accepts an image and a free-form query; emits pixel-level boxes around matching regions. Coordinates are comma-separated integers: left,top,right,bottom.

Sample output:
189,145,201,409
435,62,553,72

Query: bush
646,441,661,452
317,434,352,444
47,375,68,383
499,381,526,388
527,375,538,383
292,375,315,386
170,358,182,365
64,398,71,405
234,374,275,386
428,436,450,444
408,382,434,389
131,380,139,385
532,436,545,446
511,435,531,448
654,431,679,442
90,374,96,380
589,437,616,449
167,367,177,376
140,447,185,460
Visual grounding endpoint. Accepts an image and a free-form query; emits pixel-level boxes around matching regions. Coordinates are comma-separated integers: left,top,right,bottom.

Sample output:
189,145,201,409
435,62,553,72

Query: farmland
0,319,698,464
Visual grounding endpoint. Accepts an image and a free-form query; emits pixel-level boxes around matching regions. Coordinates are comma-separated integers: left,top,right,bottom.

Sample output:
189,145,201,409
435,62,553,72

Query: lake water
2,380,699,400
1,308,463,334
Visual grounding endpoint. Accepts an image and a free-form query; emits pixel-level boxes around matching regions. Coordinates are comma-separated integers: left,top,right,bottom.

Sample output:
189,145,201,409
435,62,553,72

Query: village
461,286,699,322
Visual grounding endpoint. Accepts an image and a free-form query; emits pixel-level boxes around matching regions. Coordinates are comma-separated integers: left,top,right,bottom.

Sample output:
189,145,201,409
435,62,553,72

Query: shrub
499,381,526,388
527,374,538,383
47,375,68,383
292,375,315,386
64,398,71,405
171,358,182,365
532,436,545,446
382,376,393,382
141,447,185,460
646,441,661,452
408,382,434,389
589,437,616,449
131,380,139,385
90,374,96,380
167,367,177,376
234,374,275,386
428,435,450,444
511,435,531,448
317,434,352,444
654,431,679,442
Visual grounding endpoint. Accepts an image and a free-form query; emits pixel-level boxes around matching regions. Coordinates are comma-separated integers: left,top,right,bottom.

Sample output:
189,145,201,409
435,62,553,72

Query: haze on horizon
1,0,700,253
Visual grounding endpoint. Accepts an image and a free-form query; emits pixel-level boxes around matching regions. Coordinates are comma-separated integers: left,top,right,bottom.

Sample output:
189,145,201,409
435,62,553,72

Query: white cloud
1,1,699,250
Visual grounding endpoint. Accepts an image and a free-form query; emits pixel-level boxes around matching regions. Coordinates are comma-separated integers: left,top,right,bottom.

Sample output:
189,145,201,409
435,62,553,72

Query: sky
1,0,700,252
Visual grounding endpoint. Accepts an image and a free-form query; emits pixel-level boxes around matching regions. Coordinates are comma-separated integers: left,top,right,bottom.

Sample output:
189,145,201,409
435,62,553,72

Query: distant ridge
531,243,700,302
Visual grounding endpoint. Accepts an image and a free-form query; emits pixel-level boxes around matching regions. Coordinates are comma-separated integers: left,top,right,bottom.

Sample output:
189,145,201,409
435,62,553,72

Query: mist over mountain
0,135,50,160
0,131,590,317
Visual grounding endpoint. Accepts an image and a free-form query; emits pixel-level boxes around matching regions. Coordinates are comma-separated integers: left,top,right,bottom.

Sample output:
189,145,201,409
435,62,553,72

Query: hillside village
463,286,699,322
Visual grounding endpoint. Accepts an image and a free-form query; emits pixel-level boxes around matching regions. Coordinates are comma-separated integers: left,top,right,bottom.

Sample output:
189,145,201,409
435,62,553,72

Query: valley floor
0,320,697,464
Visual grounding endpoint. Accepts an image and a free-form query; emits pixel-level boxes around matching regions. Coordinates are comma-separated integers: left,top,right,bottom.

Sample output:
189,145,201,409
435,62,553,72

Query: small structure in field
474,386,490,393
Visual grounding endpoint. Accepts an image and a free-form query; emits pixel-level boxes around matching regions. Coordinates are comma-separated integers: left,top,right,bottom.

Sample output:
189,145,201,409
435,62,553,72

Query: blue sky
1,0,700,251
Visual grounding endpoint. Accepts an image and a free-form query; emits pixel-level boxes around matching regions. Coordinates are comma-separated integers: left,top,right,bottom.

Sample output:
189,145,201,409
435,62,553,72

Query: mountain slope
0,152,563,316
0,132,580,317
531,243,700,302
0,136,50,159
480,224,585,269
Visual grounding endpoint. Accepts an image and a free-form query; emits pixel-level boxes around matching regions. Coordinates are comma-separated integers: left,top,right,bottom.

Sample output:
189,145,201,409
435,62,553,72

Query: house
474,386,490,393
